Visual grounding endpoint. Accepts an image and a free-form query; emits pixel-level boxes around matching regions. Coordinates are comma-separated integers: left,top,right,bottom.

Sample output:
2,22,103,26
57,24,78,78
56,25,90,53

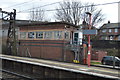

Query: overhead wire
2,0,37,9
40,1,120,11
17,1,120,13
18,1,61,13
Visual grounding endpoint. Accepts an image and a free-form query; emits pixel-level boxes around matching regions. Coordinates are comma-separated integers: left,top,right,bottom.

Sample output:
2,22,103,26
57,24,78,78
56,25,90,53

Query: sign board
83,30,97,35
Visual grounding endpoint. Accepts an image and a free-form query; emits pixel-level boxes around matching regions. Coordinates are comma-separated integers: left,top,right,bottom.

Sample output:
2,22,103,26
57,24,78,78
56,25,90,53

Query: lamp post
86,12,92,67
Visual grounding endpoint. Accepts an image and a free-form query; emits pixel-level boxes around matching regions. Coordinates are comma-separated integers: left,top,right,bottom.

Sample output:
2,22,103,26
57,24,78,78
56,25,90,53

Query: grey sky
0,0,119,27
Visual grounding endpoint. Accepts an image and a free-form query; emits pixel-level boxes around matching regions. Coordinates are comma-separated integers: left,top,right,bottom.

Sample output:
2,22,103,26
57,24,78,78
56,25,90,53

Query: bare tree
82,3,105,27
29,8,45,21
55,1,83,25
55,1,105,26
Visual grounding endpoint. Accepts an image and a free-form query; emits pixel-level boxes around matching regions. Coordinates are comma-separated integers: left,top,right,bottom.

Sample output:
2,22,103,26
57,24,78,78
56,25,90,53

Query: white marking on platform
80,69,88,71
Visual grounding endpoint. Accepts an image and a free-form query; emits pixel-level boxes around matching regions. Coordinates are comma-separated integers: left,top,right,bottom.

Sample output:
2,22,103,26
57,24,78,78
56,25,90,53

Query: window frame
19,32,27,39
109,36,113,40
64,31,70,40
108,29,112,33
28,32,35,39
102,29,107,33
54,31,63,40
118,35,120,40
44,31,53,39
36,31,44,39
114,28,118,33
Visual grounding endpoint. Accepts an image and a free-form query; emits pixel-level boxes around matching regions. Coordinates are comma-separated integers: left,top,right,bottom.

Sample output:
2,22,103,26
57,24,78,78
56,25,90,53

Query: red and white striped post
86,12,92,67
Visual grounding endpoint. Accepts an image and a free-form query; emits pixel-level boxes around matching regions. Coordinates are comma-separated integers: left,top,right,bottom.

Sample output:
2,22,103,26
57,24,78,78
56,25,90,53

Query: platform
0,54,120,79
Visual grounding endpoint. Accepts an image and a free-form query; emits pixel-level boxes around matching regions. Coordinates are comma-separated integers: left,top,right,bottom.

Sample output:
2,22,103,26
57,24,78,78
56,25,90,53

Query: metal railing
65,37,82,52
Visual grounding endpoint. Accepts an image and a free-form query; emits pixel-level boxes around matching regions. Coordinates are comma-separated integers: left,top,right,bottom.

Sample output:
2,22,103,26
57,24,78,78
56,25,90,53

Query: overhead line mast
0,8,17,55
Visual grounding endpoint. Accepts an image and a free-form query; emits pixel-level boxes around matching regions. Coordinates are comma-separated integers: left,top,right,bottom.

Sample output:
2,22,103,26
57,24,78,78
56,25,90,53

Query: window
64,32,69,39
54,31,62,39
74,33,78,41
36,32,43,39
44,31,52,39
104,56,113,61
74,33,79,44
100,36,108,40
101,36,106,40
109,36,113,40
118,35,120,40
115,28,118,33
109,29,112,33
20,32,26,39
102,29,106,33
28,32,35,38
105,36,108,40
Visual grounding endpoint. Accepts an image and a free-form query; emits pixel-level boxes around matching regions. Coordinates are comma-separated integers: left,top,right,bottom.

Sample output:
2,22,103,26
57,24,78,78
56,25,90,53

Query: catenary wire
18,1,61,13
2,0,37,9
17,1,120,13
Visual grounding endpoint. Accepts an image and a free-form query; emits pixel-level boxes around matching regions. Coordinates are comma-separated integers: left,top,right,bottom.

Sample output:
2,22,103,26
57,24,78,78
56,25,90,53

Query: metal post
6,9,17,55
13,9,17,55
113,48,115,68
86,12,92,67
83,44,87,64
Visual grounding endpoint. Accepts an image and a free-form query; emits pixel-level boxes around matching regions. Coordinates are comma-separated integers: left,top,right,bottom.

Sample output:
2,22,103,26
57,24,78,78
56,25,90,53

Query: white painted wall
73,29,83,45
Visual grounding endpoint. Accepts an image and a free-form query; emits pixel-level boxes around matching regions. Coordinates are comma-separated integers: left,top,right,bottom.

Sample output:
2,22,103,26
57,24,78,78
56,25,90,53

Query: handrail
71,37,82,45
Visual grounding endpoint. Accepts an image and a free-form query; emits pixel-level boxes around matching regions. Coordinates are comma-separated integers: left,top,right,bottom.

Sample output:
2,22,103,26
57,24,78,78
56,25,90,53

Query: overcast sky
0,0,120,27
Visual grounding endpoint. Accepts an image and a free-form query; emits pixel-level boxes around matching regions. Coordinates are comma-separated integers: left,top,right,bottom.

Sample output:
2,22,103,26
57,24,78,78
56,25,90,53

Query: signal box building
18,22,83,62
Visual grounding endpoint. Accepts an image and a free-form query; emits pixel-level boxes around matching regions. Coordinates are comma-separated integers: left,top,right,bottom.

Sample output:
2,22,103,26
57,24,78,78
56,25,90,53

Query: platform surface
0,54,120,79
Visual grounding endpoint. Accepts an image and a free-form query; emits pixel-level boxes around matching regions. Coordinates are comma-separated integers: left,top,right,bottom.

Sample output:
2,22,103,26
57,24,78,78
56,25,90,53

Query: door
74,33,78,44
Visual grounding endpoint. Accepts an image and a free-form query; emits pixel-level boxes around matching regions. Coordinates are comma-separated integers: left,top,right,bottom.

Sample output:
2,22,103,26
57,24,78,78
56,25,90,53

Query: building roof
1,19,40,28
1,19,78,28
18,21,78,28
100,23,120,29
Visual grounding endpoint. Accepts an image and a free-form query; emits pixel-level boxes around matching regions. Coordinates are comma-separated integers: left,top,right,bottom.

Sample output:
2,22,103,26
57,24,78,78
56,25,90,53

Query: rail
1,69,34,80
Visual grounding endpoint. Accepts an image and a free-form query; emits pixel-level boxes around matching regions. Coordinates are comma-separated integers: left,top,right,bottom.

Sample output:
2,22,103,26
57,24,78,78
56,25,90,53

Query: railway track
1,69,34,80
